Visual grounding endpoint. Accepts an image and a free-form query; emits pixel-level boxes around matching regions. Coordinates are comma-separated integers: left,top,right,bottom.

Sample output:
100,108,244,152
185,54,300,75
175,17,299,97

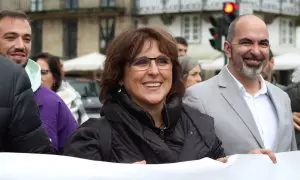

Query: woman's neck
134,100,165,128
147,106,164,128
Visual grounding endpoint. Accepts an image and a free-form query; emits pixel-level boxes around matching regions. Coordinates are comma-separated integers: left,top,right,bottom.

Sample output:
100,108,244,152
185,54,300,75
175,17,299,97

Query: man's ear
224,41,232,60
269,58,275,69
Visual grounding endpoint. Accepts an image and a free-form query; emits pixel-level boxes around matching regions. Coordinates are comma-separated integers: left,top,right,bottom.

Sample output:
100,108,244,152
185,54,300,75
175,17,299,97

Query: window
30,0,43,11
280,18,295,45
66,0,78,9
281,0,295,3
279,0,296,4
99,18,115,54
101,0,116,7
31,20,43,56
63,19,77,58
182,15,201,43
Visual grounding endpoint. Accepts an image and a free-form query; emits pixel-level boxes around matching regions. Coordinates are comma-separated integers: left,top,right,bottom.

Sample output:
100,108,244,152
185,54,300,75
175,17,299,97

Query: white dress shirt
226,67,279,150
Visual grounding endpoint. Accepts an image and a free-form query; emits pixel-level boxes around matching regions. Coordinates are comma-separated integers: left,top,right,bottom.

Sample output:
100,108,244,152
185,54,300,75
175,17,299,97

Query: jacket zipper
159,127,167,139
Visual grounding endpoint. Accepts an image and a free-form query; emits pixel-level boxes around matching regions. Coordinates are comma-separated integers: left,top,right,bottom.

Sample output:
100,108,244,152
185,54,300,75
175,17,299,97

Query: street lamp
100,17,115,54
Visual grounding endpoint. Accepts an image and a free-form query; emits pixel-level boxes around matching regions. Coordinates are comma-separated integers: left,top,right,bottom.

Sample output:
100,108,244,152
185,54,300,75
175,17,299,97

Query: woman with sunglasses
179,56,202,88
31,53,78,153
32,52,88,124
33,53,62,92
63,27,227,164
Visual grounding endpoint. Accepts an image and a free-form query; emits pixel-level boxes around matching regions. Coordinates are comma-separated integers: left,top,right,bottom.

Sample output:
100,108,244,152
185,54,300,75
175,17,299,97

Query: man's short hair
0,10,30,21
174,36,188,46
226,16,241,42
227,15,265,42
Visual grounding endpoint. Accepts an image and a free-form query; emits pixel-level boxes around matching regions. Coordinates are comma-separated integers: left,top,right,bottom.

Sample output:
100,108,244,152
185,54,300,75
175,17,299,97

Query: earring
118,82,124,93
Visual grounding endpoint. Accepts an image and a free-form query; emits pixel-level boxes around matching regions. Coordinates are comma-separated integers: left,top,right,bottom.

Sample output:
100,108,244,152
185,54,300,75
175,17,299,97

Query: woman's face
122,40,173,109
185,65,202,88
36,58,55,90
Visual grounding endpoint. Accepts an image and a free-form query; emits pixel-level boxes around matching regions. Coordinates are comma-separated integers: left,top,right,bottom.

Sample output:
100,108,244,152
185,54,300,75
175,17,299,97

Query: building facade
135,0,300,61
0,0,135,59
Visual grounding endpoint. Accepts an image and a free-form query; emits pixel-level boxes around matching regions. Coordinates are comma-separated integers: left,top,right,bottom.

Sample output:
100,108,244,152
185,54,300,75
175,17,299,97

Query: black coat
64,91,225,163
285,82,300,112
0,56,52,153
285,82,300,149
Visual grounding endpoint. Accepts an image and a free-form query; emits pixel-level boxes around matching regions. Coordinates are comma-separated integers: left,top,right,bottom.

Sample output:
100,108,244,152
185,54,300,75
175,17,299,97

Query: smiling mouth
10,54,26,58
243,58,263,67
143,82,162,87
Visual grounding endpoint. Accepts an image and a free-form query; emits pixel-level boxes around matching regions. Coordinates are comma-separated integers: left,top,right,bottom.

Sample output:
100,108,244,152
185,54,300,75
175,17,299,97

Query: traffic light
222,2,239,38
208,16,222,52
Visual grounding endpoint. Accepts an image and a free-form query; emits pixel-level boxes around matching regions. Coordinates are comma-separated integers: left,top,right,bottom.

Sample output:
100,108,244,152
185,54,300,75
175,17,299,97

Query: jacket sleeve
57,99,78,153
63,118,103,161
5,67,53,153
209,136,226,159
286,93,298,151
183,88,208,114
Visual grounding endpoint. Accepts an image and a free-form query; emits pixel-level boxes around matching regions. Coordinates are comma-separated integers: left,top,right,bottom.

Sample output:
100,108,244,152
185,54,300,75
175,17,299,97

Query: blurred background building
0,0,135,59
1,0,300,84
135,0,300,60
134,0,300,84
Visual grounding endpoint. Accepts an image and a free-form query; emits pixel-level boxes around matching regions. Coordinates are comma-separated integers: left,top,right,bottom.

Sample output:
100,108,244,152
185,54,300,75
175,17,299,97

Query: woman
63,27,277,164
21,53,79,153
32,52,89,124
32,53,62,91
63,27,225,163
179,56,202,88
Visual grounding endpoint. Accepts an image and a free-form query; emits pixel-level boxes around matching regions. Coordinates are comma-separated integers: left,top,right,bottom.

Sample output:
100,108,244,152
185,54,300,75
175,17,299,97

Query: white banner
0,151,299,180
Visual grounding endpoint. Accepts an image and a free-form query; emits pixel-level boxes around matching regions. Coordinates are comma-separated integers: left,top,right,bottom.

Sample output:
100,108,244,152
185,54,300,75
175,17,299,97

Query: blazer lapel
266,84,284,151
217,68,265,148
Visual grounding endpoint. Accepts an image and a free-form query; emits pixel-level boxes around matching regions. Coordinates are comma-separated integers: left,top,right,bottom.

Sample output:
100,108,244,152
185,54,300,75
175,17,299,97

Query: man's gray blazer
184,67,297,155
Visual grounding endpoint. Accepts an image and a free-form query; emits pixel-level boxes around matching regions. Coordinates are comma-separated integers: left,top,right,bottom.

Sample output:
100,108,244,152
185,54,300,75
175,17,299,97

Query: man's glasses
131,56,172,71
41,69,51,75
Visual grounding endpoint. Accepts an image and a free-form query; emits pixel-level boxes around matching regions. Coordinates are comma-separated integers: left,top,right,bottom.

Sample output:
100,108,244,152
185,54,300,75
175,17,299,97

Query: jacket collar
25,59,41,92
101,89,182,131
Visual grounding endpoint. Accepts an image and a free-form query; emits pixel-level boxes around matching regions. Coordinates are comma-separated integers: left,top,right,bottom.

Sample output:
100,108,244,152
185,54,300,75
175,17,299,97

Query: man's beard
22,58,29,67
3,55,29,68
6,49,29,67
240,61,265,80
231,52,266,80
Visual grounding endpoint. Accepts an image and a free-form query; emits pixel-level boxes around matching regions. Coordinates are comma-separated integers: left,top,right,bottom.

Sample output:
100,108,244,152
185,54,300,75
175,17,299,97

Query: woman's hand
132,160,147,164
216,157,228,163
249,149,277,164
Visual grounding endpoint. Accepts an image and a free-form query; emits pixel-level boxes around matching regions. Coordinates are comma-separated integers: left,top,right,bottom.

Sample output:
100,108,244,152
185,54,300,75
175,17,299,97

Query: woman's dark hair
100,27,185,102
31,52,62,92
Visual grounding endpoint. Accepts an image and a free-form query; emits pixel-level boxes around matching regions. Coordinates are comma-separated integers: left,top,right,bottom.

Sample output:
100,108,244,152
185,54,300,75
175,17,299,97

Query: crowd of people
0,10,298,166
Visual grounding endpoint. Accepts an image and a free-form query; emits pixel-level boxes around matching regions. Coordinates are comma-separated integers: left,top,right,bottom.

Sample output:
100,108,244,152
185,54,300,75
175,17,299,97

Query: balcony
137,0,204,15
135,0,300,16
281,2,300,16
261,0,281,14
27,8,125,20
4,0,126,20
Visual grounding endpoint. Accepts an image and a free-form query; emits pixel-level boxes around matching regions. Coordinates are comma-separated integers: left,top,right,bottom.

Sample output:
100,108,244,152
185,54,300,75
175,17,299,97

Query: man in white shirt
184,14,297,155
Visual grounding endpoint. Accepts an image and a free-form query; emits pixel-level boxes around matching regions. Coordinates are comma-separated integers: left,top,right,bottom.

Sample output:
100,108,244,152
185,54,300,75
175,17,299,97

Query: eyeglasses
189,72,202,77
41,69,51,75
131,56,172,71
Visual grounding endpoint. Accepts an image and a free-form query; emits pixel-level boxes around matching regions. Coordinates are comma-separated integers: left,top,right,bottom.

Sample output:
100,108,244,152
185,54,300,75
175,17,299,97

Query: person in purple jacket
0,10,78,153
